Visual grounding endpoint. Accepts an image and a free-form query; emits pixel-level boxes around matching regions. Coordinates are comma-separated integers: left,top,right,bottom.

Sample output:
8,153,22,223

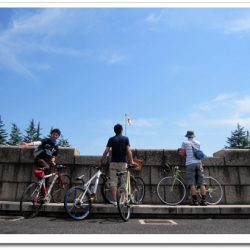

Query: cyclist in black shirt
21,128,61,175
101,124,134,205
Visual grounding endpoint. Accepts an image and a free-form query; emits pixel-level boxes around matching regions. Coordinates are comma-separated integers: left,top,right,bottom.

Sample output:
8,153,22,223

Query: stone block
75,156,101,166
163,149,185,166
0,163,34,183
143,185,161,204
20,147,35,163
0,182,17,201
57,148,80,164
202,157,224,167
224,185,250,204
209,166,239,185
0,146,20,163
238,166,250,185
225,150,250,166
16,183,30,201
132,149,147,163
214,149,250,166
144,150,164,166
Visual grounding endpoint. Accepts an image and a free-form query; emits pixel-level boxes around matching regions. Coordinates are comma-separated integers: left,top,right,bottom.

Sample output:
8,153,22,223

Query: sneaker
111,201,117,207
200,200,208,206
191,200,199,206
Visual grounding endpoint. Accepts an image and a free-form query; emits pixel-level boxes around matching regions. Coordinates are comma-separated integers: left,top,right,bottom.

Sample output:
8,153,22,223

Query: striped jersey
181,138,201,166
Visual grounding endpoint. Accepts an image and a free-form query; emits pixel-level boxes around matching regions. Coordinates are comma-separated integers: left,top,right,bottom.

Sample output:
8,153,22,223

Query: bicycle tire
20,183,43,219
64,186,91,220
51,174,72,203
201,176,223,205
117,185,131,222
101,176,114,204
131,176,145,204
157,176,186,205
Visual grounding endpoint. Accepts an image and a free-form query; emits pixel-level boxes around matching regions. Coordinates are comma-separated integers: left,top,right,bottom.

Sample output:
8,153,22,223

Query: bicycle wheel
131,176,145,204
20,183,43,219
51,174,72,203
117,186,131,222
202,176,223,205
101,177,115,204
157,176,186,205
64,187,91,220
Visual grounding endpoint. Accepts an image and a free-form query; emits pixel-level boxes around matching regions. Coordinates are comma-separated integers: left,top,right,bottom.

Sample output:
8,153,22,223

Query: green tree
58,135,71,147
36,122,43,141
0,116,8,145
226,123,250,148
8,123,23,145
24,119,42,142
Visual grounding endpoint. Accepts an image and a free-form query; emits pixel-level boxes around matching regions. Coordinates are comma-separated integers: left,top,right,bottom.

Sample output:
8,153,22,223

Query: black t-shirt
34,138,59,161
107,135,130,163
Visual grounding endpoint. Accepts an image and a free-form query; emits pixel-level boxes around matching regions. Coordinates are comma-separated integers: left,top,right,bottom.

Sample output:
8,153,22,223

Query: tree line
0,116,70,147
0,115,249,150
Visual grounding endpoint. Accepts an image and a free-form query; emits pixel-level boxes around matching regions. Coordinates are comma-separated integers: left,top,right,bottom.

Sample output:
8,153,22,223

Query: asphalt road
0,215,250,235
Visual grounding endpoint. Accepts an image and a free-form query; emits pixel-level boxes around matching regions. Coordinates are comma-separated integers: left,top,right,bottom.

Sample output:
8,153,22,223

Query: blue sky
1,8,250,156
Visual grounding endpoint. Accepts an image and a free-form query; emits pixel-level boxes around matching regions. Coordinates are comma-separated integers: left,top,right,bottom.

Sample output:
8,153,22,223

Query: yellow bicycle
157,164,223,206
116,160,144,222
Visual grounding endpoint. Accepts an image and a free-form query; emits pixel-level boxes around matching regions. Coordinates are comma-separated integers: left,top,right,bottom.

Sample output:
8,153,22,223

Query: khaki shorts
109,162,127,187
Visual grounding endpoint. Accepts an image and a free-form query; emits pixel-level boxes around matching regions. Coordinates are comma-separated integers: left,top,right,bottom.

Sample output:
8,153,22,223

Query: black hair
114,124,123,135
50,128,61,136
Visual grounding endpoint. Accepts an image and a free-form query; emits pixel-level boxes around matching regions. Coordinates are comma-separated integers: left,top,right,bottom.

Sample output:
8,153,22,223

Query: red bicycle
20,165,71,218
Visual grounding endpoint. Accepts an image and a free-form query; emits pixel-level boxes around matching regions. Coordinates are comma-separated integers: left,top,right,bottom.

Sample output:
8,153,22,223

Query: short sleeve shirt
34,138,59,161
107,135,130,163
181,138,201,166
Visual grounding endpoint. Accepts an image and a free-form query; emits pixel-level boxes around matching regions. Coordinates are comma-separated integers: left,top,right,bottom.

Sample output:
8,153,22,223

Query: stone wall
0,146,250,204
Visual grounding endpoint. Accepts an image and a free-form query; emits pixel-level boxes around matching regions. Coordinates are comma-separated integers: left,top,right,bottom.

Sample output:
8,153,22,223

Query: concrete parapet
1,146,250,205
0,146,21,163
213,149,250,166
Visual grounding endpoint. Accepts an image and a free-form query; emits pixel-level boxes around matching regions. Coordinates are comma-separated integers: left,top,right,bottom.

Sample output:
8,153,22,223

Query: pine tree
0,116,8,145
8,123,23,145
35,122,43,141
226,124,250,148
24,119,42,142
58,135,71,147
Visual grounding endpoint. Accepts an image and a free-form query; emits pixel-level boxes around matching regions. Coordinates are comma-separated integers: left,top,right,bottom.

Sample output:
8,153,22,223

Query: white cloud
177,93,250,129
235,97,250,115
146,12,164,24
0,9,71,78
0,9,126,79
98,51,127,65
225,14,250,33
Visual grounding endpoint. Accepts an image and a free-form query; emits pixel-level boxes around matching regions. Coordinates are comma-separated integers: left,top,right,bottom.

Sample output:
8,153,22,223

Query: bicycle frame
170,166,184,188
37,171,62,197
79,169,102,202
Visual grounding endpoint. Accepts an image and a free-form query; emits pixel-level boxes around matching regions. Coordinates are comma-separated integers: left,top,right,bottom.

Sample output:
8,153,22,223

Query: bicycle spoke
64,187,91,220
157,176,186,205
117,186,131,222
131,176,145,204
20,183,43,219
203,177,223,205
51,174,72,203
